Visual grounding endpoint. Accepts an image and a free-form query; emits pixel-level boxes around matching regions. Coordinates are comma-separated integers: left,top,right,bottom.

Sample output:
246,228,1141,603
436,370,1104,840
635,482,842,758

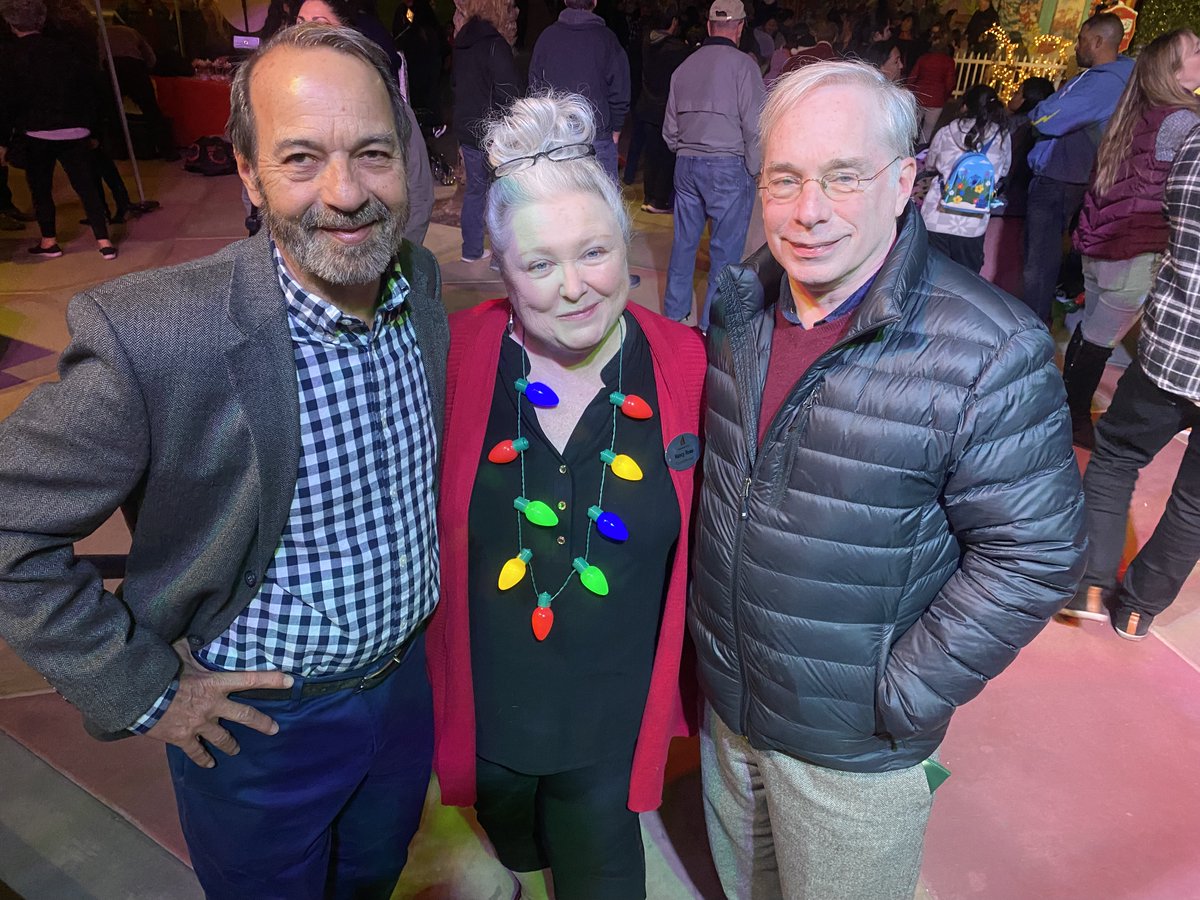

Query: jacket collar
558,8,603,27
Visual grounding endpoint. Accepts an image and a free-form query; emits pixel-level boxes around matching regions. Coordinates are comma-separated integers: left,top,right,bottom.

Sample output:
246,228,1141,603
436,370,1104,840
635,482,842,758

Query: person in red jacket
1061,28,1200,457
426,91,706,900
908,36,957,143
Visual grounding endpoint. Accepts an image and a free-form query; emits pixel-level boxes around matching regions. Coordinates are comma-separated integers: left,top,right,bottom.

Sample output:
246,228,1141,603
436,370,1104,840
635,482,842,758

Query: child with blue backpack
920,84,1012,273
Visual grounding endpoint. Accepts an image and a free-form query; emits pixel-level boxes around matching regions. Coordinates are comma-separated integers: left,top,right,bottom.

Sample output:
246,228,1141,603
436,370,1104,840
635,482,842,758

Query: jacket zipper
725,298,901,737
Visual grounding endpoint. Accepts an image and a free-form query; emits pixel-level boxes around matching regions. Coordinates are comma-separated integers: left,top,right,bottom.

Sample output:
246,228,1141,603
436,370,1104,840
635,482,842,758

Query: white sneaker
462,249,492,263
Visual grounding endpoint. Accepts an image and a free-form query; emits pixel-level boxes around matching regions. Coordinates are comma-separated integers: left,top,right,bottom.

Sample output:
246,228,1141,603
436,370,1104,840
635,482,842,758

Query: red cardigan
427,299,707,813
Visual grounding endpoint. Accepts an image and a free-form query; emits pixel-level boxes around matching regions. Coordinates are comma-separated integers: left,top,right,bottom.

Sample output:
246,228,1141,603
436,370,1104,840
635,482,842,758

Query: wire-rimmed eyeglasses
758,156,902,202
490,142,597,179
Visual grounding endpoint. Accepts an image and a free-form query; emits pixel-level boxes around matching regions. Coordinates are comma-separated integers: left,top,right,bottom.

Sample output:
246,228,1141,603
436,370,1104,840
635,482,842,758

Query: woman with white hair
427,92,705,900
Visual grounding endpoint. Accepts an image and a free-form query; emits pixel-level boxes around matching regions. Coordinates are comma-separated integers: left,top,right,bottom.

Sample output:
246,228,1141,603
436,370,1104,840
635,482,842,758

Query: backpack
939,134,999,216
184,136,237,176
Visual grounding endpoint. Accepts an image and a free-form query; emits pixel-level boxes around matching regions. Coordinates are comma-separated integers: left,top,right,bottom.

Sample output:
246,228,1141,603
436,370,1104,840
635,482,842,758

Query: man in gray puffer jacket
690,61,1087,900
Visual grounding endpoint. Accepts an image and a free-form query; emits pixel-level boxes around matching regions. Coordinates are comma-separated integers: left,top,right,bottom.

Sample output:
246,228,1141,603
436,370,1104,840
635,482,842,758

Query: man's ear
236,152,264,207
894,156,918,216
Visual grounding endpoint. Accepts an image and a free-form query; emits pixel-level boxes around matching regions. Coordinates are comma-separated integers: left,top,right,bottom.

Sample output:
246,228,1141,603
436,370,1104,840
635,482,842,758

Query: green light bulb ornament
572,557,609,596
514,496,559,527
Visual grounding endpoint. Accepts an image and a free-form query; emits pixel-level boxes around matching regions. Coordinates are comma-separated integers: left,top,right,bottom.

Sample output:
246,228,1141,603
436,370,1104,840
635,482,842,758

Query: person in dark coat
690,60,1086,899
0,0,116,259
451,0,521,262
633,5,689,214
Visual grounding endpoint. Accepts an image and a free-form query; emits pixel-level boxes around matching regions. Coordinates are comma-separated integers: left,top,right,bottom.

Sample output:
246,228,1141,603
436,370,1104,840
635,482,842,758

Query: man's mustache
300,199,390,230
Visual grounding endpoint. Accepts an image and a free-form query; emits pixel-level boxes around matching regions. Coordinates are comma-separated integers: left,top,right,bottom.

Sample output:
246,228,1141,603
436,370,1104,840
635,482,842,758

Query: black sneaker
629,273,642,289
29,243,63,258
1060,585,1108,622
1111,606,1153,641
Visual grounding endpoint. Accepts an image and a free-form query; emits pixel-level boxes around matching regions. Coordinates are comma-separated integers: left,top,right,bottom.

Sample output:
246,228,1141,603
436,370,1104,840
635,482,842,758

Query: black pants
90,147,132,214
113,56,174,157
0,164,14,209
1082,359,1200,616
640,119,675,210
927,230,985,274
24,137,109,241
475,754,646,900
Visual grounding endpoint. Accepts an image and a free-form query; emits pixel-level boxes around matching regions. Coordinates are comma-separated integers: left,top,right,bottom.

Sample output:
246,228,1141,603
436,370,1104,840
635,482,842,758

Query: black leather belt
232,625,423,701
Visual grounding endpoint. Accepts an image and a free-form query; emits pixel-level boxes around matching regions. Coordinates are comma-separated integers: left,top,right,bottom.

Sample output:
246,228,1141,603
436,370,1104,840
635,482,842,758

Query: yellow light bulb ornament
600,449,642,481
498,548,533,591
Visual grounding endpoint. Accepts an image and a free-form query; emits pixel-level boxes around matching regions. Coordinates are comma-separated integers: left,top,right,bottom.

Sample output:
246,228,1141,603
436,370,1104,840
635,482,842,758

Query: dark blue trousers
167,636,433,900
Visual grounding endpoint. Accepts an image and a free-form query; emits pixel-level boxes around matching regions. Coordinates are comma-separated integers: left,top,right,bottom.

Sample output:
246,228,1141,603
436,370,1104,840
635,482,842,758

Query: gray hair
761,60,919,162
228,23,409,169
483,91,632,258
0,0,46,33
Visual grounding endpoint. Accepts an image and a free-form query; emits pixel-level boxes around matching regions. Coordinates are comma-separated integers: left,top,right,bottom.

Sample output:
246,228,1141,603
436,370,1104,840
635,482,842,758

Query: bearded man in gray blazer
0,24,446,900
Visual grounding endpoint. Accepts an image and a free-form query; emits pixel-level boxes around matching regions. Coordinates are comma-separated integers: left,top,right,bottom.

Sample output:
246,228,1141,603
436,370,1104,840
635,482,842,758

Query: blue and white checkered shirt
130,244,438,732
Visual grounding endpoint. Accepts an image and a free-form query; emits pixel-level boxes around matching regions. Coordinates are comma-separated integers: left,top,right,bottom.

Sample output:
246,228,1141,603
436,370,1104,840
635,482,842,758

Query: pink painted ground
923,620,1200,899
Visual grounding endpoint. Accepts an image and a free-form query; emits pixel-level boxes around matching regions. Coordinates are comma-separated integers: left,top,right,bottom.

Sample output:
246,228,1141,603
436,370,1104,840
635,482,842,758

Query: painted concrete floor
2,157,1198,900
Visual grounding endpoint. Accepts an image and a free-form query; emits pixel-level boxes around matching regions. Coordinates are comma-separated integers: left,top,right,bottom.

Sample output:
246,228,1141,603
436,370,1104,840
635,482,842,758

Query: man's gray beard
261,195,409,286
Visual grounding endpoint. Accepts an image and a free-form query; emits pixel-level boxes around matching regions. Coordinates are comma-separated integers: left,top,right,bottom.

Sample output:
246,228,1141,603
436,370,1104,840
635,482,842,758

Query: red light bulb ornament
514,496,559,527
600,449,642,481
609,391,652,420
572,557,609,596
532,593,554,641
498,548,533,590
588,505,629,542
516,378,559,408
488,437,529,464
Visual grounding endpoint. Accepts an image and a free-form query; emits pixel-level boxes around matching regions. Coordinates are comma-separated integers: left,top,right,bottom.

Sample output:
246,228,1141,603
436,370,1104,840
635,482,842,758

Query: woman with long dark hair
1065,29,1200,450
919,83,1010,272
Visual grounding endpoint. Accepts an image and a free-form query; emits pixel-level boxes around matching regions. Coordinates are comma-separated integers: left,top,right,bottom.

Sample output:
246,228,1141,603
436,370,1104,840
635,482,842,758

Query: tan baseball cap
709,0,746,21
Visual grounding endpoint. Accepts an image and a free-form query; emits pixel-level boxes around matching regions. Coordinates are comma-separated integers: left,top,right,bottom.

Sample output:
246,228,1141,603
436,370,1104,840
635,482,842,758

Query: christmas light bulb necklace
489,315,653,640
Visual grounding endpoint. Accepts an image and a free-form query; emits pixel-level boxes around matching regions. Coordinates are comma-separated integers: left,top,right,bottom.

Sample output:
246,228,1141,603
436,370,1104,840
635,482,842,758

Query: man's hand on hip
146,668,293,768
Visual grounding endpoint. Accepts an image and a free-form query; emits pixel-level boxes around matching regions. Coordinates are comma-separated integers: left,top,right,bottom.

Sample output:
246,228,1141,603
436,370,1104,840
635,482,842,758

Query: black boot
1062,324,1113,450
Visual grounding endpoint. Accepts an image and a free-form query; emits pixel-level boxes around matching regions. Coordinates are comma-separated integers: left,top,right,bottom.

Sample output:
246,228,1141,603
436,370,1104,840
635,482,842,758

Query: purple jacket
1074,106,1188,260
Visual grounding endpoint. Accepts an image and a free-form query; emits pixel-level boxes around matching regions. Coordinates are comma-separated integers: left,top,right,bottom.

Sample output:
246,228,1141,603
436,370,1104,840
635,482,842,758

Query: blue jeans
460,145,490,259
1021,174,1087,323
665,155,755,329
593,135,619,183
168,635,434,900
1082,361,1200,617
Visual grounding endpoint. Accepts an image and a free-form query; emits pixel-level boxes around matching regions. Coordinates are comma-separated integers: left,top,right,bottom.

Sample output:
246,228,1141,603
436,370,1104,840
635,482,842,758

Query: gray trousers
700,703,935,900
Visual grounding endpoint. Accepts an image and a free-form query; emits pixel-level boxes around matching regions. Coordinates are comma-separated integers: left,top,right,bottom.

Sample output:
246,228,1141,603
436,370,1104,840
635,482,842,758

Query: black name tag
665,433,700,471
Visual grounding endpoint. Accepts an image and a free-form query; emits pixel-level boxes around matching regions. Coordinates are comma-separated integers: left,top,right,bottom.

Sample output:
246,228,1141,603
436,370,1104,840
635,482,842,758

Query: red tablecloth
152,76,232,146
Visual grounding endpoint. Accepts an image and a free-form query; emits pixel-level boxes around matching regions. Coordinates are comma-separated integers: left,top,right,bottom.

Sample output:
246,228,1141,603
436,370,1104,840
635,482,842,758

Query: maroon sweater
1074,105,1185,260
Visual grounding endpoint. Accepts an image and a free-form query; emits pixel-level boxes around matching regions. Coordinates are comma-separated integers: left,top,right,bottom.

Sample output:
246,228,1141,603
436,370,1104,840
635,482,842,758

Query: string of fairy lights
974,24,1076,104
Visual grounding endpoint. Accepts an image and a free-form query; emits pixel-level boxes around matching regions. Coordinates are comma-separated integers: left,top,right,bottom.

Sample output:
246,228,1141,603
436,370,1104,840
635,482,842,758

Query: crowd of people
1,0,1200,899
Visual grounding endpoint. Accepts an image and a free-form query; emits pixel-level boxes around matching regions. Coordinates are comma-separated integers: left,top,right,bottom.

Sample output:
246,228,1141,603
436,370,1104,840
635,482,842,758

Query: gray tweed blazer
0,231,448,736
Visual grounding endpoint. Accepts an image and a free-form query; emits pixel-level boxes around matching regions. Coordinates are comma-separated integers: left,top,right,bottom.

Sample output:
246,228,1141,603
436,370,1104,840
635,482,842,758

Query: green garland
1133,0,1199,46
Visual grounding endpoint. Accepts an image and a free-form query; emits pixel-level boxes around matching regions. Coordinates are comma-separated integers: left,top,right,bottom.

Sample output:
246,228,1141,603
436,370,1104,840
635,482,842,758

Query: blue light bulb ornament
515,378,559,408
588,505,629,542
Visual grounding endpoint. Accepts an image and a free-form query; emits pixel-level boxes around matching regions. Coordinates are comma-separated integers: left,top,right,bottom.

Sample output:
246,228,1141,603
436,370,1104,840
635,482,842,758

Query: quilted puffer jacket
689,209,1087,773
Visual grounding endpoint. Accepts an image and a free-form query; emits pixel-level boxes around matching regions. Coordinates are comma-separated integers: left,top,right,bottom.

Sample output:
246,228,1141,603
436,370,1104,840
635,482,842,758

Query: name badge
665,433,700,471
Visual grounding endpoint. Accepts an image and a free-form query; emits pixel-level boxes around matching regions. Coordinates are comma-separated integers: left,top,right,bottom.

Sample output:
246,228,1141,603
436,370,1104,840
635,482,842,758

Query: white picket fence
951,52,1069,99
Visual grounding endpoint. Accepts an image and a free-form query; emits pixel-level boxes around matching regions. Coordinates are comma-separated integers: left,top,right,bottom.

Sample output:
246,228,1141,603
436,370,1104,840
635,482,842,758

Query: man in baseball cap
662,0,763,330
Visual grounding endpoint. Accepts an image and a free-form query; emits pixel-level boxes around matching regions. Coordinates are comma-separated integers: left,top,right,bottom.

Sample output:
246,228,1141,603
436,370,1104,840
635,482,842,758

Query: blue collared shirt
130,244,438,732
780,273,875,328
